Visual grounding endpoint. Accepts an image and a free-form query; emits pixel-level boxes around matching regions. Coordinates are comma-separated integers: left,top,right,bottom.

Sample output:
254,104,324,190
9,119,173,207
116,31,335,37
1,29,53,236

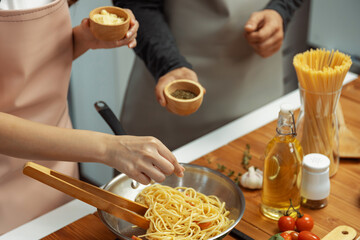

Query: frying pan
98,163,245,240
94,100,253,240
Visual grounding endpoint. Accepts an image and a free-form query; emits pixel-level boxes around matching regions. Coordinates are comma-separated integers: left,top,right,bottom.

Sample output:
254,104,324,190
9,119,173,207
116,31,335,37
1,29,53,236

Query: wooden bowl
89,6,130,41
164,79,204,116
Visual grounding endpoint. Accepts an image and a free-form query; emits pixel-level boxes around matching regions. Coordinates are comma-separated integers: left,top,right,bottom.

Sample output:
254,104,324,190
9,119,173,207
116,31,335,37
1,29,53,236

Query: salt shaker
301,153,330,209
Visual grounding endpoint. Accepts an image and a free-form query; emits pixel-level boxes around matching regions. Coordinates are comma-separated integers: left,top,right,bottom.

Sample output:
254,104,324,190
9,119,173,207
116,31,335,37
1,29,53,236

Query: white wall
69,0,135,185
308,0,360,73
282,0,360,92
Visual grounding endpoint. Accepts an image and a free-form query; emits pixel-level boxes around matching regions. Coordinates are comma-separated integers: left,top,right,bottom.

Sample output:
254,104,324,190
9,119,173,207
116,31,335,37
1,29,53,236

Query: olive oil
260,105,303,220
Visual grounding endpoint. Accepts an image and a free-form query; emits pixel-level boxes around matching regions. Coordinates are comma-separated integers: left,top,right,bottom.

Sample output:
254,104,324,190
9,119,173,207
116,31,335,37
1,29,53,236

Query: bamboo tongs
23,162,150,229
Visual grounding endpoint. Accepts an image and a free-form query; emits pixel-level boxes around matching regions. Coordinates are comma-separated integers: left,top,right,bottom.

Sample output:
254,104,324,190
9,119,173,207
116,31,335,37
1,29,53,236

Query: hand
244,10,283,58
105,135,185,185
155,67,205,107
73,9,139,59
82,9,138,49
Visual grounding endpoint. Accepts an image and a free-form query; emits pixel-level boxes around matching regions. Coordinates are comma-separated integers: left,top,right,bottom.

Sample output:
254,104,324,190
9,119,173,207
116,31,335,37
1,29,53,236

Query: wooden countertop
43,77,360,240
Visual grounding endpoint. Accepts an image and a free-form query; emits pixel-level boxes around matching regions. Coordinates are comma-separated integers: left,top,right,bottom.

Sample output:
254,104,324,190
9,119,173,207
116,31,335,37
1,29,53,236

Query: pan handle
94,101,126,178
229,227,254,240
94,101,126,136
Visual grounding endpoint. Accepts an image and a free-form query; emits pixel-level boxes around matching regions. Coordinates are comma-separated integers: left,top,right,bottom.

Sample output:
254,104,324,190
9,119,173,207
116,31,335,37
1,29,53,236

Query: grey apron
121,0,283,150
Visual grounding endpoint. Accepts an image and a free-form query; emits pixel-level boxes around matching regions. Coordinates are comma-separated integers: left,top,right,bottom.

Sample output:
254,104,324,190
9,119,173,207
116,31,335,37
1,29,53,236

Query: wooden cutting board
322,225,358,240
338,102,360,158
339,79,360,158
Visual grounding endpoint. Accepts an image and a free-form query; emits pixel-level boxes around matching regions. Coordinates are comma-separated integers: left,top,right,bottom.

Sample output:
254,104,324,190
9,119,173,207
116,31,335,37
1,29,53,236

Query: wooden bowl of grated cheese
89,6,130,41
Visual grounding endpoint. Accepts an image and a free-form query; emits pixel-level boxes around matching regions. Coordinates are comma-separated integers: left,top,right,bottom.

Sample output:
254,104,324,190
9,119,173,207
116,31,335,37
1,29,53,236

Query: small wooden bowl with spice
164,79,204,116
89,6,130,41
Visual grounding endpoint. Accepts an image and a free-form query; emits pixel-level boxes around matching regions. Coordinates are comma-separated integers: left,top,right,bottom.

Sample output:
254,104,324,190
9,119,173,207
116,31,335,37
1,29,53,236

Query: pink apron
0,0,78,234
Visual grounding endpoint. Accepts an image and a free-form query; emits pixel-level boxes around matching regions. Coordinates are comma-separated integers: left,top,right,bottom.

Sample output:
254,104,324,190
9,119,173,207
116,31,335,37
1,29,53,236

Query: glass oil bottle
260,104,303,220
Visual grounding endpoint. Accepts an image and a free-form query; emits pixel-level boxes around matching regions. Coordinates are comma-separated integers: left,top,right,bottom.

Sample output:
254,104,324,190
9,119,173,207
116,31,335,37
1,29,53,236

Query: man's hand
244,9,283,58
155,67,205,107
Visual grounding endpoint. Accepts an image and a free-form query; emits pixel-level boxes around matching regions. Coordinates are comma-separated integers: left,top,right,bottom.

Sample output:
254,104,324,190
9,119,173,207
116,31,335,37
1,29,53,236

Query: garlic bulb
240,166,263,189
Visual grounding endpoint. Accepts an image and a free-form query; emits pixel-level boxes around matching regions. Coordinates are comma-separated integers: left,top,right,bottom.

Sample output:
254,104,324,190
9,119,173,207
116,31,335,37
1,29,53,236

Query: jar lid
303,153,330,173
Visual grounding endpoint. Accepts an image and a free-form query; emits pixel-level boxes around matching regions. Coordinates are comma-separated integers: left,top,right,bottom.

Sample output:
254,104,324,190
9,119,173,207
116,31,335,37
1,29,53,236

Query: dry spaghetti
134,184,234,239
293,48,352,176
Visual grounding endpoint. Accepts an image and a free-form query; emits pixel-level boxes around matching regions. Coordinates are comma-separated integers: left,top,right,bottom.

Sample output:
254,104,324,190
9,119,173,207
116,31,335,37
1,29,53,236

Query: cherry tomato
278,216,296,232
295,214,314,231
289,231,299,240
280,232,292,240
298,231,320,240
285,230,299,240
131,236,142,240
197,221,212,230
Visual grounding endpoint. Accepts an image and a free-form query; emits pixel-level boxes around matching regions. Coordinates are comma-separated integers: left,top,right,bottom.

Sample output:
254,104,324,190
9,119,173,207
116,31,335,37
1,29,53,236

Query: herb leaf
242,144,252,170
227,170,235,177
216,164,226,172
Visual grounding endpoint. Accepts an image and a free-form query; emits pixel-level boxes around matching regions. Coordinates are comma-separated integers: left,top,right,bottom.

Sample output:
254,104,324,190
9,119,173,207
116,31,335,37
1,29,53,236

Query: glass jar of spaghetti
296,86,341,177
293,49,352,177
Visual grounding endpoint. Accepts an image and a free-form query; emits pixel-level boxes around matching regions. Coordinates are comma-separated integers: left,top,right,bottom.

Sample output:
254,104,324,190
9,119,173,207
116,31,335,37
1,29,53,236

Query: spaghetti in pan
134,184,234,239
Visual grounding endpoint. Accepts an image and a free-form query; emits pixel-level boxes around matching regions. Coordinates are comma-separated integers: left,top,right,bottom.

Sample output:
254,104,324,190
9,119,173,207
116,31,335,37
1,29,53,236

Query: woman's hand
73,9,138,59
155,67,204,107
0,112,183,186
244,9,284,58
105,135,185,185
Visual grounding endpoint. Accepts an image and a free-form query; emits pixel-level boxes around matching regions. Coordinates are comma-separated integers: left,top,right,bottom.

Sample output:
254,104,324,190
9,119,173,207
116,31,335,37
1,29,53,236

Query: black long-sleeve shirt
113,0,303,81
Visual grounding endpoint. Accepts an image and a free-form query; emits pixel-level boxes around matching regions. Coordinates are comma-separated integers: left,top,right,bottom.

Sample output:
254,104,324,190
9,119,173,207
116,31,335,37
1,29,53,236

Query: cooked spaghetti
293,48,352,176
134,184,234,239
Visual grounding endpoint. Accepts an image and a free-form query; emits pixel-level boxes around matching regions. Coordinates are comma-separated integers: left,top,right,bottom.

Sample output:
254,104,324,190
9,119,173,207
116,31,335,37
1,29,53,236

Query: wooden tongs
23,162,150,229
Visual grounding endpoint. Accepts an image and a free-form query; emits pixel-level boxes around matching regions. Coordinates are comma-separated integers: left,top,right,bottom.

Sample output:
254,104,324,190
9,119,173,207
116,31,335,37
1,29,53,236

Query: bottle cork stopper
280,104,295,115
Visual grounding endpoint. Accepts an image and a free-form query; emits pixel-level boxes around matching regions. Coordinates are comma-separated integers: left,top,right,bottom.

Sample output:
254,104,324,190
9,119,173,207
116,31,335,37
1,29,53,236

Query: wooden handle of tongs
23,162,150,229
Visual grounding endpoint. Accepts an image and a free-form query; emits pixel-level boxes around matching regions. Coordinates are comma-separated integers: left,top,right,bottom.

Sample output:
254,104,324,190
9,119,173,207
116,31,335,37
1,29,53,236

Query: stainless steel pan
98,163,245,240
